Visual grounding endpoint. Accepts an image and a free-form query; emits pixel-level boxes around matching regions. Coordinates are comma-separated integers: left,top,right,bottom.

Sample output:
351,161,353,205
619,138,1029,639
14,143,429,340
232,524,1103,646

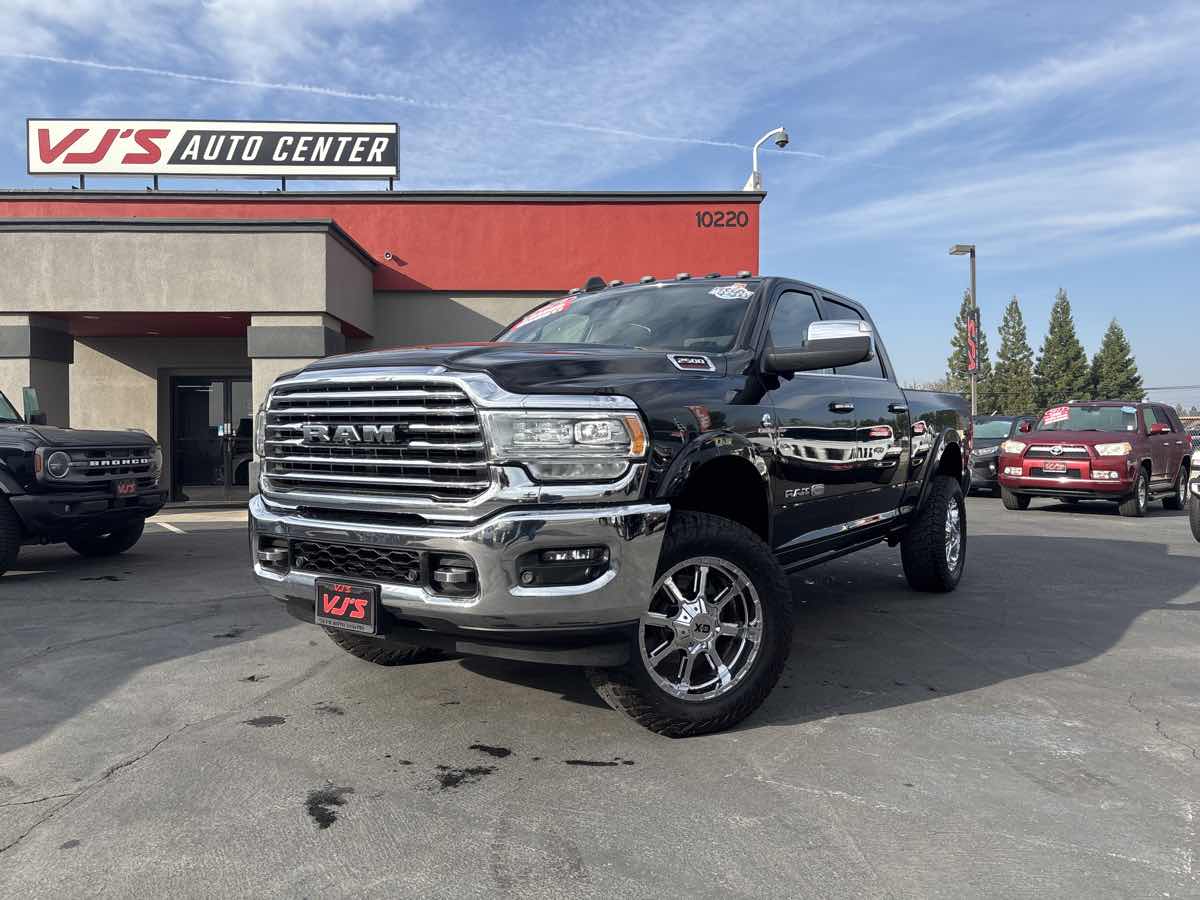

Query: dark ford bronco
0,388,165,575
250,276,969,735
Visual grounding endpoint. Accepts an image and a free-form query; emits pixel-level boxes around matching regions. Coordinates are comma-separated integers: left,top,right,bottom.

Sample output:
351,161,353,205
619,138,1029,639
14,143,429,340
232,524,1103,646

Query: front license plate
1042,462,1068,474
113,479,138,496
315,579,379,635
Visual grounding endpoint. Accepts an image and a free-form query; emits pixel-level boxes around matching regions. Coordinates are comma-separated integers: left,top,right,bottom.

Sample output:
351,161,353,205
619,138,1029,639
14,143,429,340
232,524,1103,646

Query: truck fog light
1003,466,1022,476
46,451,72,478
517,546,610,588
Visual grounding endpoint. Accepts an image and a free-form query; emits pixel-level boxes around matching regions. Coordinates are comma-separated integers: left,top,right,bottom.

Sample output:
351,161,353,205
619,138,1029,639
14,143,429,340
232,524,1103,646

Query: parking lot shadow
455,532,1200,732
0,533,292,757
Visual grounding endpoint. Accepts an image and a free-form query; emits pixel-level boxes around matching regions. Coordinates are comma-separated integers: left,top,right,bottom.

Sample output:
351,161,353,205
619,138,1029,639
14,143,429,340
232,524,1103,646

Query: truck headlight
1001,440,1026,454
1094,442,1132,457
253,406,266,459
481,410,648,481
151,446,163,477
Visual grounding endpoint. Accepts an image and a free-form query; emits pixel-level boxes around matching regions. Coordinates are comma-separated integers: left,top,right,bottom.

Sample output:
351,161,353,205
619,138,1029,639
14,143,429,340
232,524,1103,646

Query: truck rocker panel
250,275,970,736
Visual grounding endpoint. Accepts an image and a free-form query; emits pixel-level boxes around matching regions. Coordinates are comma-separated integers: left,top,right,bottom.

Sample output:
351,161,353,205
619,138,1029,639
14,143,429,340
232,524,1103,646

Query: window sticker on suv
1042,405,1070,425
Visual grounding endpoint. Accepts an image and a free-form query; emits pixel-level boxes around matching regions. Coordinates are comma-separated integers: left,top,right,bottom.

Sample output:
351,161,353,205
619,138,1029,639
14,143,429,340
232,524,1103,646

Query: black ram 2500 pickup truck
250,275,969,736
0,389,165,575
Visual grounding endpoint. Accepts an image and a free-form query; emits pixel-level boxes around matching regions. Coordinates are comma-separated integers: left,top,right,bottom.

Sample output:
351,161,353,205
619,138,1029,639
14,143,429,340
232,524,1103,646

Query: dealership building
0,188,762,503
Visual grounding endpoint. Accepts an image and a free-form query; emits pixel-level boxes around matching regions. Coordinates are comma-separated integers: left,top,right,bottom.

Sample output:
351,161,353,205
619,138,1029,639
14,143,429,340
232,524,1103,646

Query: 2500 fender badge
668,354,716,372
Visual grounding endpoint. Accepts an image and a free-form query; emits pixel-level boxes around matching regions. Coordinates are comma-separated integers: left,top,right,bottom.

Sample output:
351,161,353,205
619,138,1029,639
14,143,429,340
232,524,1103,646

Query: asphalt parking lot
1,499,1197,898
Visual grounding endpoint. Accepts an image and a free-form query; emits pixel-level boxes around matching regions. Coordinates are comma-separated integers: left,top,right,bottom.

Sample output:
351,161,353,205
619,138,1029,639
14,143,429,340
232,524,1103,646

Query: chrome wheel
1179,472,1189,509
1138,476,1148,511
945,500,963,570
639,556,763,703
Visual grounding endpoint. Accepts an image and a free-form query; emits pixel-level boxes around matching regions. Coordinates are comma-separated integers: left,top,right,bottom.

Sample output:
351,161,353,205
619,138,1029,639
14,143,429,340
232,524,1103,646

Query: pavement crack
1128,693,1198,761
0,791,78,808
0,725,184,856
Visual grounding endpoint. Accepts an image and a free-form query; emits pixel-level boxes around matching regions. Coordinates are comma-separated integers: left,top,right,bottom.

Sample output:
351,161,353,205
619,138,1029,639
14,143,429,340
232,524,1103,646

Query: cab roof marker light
737,270,752,277
640,275,655,283
705,272,720,278
567,287,581,294
676,272,691,280
609,279,624,287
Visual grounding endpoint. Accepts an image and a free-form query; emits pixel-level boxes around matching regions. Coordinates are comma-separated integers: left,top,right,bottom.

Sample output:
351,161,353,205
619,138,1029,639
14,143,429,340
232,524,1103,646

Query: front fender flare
654,430,772,502
912,428,964,517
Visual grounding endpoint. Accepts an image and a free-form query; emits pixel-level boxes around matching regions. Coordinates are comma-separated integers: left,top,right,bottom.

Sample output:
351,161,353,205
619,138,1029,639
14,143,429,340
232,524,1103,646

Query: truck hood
24,425,156,448
302,342,727,394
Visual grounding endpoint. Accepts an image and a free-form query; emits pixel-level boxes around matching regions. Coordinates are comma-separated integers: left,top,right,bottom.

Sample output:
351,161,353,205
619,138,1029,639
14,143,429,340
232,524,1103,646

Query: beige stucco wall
0,229,375,335
0,357,69,426
369,292,556,348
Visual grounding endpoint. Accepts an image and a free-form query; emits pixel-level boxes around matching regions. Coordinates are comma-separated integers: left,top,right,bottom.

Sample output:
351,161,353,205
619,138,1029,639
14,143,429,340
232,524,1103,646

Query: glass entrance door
171,376,254,503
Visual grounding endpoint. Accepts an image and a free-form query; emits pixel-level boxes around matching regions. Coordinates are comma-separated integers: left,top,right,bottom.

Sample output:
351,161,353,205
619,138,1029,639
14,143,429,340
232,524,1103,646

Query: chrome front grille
262,379,490,504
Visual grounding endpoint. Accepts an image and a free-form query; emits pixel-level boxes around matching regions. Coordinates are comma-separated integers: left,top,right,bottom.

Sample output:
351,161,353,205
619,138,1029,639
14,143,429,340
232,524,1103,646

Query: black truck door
764,289,909,556
815,295,910,523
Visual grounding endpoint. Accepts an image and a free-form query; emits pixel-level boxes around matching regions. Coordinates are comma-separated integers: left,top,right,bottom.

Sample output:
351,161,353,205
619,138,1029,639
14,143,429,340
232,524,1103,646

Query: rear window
1036,404,1137,432
973,419,1013,439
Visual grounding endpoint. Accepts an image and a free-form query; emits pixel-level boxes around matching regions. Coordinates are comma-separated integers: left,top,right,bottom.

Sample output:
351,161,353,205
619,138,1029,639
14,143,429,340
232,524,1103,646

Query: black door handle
888,402,908,413
829,401,854,414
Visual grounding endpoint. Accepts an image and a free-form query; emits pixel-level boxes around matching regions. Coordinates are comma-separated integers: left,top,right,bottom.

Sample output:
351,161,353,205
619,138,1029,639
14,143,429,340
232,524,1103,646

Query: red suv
998,401,1191,517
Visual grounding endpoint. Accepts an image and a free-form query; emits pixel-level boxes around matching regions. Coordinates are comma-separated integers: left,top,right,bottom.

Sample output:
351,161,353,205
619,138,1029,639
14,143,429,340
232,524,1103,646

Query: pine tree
991,295,1036,414
1034,288,1091,407
1089,319,1144,401
945,289,996,411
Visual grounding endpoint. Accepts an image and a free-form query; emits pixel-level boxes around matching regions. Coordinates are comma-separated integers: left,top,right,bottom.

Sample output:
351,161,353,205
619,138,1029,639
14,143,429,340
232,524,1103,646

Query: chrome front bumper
250,495,670,631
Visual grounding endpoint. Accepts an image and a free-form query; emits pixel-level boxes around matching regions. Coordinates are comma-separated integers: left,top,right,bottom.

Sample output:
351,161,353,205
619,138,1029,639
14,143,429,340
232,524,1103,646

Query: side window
818,296,886,378
1141,406,1161,432
767,290,821,349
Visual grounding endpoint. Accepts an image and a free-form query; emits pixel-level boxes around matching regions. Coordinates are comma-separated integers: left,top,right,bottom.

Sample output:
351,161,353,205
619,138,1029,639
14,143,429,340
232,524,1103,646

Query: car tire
0,498,22,576
901,475,967,593
1001,486,1030,510
1162,463,1188,511
586,511,792,738
66,518,146,557
324,629,445,666
1190,489,1200,542
1118,469,1149,518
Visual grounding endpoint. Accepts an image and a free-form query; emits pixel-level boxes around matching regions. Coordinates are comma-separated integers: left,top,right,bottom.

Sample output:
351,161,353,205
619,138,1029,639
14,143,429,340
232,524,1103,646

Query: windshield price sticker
515,297,573,328
1042,405,1070,425
709,283,754,301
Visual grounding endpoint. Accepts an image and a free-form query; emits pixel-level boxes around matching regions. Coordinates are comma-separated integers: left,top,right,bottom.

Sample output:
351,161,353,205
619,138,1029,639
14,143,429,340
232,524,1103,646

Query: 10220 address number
696,210,749,228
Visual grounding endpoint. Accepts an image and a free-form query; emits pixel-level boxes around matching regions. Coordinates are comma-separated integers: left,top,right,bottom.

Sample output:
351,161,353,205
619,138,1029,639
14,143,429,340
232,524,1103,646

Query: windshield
1035,404,1137,433
0,392,21,423
973,420,1013,439
496,281,760,353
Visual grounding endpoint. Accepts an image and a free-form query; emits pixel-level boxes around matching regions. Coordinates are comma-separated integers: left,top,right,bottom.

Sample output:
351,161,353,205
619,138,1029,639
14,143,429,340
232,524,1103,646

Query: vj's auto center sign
27,119,398,177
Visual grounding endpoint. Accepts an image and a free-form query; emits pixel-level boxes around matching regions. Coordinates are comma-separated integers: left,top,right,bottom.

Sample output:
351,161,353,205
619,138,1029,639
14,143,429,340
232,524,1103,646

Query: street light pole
949,243,978,416
969,247,977,417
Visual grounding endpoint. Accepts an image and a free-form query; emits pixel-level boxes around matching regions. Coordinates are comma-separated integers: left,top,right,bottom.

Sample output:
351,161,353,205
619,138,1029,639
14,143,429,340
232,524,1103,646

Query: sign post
966,253,978,417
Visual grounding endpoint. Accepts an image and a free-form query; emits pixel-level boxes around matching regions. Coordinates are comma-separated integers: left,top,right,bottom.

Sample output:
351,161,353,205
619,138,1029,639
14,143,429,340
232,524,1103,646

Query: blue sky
0,1,1197,406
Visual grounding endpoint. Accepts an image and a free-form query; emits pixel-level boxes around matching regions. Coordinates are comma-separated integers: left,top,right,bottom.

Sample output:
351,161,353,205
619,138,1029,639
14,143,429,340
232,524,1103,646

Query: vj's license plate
315,579,379,635
1042,461,1068,474
113,479,138,496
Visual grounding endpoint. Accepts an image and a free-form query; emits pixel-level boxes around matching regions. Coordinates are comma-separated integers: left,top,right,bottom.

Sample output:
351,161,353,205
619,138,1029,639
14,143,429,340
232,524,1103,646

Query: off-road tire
1118,469,1149,518
1190,486,1200,542
1001,486,1030,511
0,498,22,576
586,511,792,738
324,629,444,666
1162,463,1189,511
901,475,966,592
66,518,145,557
